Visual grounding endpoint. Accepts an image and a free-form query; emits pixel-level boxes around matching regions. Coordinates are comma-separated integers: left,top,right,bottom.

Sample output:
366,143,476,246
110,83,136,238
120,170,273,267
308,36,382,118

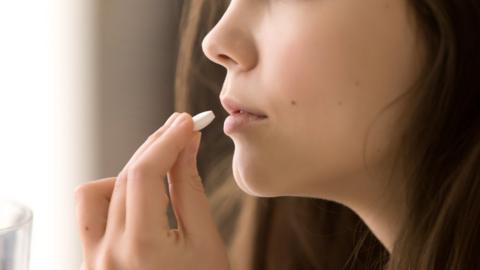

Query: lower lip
224,113,268,134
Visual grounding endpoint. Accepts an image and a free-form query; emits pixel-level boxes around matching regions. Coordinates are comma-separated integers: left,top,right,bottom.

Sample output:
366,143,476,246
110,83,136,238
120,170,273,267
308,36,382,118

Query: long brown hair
174,0,480,269
387,0,480,269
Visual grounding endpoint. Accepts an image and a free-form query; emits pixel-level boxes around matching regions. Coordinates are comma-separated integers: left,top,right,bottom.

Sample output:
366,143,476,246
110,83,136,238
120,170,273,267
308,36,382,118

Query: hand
74,112,230,270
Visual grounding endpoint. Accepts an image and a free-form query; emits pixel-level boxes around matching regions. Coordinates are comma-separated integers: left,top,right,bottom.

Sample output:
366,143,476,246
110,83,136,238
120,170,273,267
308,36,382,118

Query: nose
201,11,258,72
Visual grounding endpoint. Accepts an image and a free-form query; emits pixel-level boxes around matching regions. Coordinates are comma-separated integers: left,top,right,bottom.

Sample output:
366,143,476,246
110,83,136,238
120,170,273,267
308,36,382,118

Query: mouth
230,110,268,120
220,97,268,119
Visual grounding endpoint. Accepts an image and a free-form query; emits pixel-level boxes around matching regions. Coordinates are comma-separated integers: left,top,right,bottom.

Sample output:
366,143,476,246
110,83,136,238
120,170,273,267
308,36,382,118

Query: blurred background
0,1,184,269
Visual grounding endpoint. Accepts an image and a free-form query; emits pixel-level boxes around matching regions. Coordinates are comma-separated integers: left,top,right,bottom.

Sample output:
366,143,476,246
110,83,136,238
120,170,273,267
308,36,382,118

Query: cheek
242,42,383,196
265,30,360,147
235,1,422,197
262,22,357,119
242,31,365,197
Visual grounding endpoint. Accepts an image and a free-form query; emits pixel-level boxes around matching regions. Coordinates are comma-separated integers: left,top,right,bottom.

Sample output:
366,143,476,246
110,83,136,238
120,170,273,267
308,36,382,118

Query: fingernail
171,113,188,128
165,112,180,126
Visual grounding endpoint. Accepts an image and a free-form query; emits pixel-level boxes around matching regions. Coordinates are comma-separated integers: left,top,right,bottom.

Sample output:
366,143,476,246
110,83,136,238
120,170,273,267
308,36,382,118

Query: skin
75,0,427,268
75,113,229,269
202,0,425,252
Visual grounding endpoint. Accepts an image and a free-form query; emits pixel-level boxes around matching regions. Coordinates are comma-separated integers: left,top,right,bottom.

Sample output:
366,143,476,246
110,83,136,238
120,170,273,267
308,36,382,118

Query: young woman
75,0,480,269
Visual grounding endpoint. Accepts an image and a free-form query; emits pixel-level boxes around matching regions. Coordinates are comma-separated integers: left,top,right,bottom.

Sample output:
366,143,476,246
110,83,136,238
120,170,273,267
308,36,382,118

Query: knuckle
114,172,126,189
146,133,158,143
127,163,151,179
74,184,91,203
147,123,169,143
115,174,124,185
152,126,166,138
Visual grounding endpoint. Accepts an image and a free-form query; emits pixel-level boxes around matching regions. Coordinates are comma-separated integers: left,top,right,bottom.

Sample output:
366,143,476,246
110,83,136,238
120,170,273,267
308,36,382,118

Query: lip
224,112,268,134
220,97,268,118
220,97,268,134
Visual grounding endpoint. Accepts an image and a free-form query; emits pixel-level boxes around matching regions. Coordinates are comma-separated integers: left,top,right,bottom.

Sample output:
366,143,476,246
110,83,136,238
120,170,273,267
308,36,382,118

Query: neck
348,182,407,253
344,164,408,253
311,160,408,253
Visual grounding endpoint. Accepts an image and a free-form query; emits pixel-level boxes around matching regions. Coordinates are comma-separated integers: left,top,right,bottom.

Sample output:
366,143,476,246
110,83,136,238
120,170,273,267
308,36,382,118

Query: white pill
192,110,215,131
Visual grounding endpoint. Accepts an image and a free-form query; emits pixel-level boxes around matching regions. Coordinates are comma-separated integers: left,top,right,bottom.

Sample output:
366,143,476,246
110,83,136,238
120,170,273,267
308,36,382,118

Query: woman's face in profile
202,0,426,201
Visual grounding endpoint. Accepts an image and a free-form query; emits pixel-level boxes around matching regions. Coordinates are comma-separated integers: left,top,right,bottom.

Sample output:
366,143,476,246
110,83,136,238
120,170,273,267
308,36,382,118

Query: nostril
218,54,238,66
218,54,230,61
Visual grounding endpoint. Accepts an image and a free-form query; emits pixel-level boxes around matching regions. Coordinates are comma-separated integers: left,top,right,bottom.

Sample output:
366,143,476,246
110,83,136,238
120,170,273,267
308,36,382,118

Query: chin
231,156,280,198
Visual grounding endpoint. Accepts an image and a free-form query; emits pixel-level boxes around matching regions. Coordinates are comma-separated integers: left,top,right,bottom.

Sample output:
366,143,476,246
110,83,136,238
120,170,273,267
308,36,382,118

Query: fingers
74,177,116,251
120,112,181,174
74,110,230,270
105,112,180,236
125,113,195,238
103,173,127,236
167,132,217,241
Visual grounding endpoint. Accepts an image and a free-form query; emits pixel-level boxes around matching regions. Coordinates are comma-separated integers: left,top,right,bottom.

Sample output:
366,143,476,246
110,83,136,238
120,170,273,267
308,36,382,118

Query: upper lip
220,97,268,118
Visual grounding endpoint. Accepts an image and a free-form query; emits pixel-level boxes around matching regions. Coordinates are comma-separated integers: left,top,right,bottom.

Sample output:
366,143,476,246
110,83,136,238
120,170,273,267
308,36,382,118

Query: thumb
167,132,217,240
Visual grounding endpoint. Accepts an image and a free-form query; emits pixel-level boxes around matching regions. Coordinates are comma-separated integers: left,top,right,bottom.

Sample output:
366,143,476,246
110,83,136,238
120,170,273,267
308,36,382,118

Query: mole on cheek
291,100,297,106
85,226,90,231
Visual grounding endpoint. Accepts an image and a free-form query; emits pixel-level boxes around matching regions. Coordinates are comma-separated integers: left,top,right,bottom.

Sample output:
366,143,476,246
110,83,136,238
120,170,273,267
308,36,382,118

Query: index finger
125,113,195,238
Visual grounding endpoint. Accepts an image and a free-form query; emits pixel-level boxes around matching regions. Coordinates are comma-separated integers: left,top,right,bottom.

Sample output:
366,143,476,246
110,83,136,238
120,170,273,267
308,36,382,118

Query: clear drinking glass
0,200,33,270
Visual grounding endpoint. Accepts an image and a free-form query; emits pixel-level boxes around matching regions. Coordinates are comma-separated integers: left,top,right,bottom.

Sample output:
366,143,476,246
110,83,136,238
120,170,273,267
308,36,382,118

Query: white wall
0,1,95,269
